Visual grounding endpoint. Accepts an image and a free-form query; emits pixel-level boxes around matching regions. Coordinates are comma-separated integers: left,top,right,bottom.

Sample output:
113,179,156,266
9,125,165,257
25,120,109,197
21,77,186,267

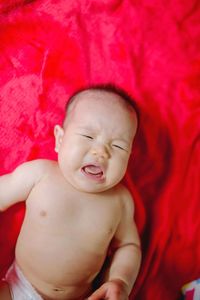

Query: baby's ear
54,125,64,153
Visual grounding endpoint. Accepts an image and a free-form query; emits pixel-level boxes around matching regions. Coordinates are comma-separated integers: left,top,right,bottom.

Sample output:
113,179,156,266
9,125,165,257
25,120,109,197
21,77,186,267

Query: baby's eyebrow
113,137,131,145
76,126,93,131
115,138,128,143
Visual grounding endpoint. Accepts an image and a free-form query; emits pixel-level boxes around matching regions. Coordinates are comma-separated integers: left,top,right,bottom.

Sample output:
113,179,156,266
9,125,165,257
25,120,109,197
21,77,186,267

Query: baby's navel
40,210,47,217
53,287,64,292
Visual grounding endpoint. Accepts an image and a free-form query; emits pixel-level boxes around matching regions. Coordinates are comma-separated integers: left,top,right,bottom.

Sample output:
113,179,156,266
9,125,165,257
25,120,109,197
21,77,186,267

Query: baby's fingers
88,281,124,300
88,284,108,300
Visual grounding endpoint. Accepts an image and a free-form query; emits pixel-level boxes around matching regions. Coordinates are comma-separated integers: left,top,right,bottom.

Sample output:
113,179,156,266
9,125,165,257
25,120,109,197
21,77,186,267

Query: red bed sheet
0,1,199,299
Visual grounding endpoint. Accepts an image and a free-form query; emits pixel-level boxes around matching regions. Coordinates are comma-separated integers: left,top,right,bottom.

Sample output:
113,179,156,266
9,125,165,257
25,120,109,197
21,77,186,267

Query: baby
0,85,141,300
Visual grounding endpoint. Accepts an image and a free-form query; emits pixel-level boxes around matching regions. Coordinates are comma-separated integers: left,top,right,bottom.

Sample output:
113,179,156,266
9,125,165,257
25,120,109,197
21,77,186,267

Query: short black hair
66,83,139,115
65,83,140,130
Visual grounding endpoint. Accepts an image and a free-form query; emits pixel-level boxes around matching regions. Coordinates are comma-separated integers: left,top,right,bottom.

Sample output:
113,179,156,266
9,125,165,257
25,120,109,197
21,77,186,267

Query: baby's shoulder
8,159,58,191
30,159,57,170
115,183,132,198
115,184,135,211
15,159,58,180
21,159,57,171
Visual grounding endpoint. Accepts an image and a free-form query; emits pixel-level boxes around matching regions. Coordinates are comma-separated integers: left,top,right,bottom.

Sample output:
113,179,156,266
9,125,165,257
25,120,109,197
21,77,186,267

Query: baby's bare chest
24,179,121,249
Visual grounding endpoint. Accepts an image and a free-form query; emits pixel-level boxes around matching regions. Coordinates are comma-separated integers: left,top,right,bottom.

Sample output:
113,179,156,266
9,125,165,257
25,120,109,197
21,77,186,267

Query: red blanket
0,1,199,299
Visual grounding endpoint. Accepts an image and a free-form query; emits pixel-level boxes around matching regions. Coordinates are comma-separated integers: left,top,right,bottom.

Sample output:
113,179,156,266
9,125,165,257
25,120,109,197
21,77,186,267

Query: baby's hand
88,279,129,300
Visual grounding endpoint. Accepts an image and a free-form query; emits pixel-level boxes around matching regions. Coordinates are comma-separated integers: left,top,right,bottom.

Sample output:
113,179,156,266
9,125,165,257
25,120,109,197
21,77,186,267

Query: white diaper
4,261,43,300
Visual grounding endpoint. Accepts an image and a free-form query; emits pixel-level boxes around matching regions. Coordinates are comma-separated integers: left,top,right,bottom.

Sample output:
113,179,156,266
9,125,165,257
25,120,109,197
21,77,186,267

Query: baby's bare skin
0,90,141,300
16,162,125,299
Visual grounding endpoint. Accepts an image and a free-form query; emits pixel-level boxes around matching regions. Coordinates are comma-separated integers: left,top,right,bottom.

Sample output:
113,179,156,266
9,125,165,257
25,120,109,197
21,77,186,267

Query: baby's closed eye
112,143,129,152
76,133,94,140
81,134,93,140
112,144,125,150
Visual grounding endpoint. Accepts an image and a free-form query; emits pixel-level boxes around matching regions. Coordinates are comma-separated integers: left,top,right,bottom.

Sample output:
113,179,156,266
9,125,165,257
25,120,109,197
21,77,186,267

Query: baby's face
54,91,137,193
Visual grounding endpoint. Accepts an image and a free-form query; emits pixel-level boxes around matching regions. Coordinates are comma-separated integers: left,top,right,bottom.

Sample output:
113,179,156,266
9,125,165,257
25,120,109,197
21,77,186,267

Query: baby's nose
91,145,110,160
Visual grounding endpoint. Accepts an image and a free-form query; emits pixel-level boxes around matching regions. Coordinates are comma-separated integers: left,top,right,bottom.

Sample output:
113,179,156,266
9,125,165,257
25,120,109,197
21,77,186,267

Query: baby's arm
0,160,50,211
89,187,141,300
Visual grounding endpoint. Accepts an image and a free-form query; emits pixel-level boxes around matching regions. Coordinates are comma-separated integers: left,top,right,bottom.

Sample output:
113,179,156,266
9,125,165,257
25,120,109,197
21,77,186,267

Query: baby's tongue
84,165,102,175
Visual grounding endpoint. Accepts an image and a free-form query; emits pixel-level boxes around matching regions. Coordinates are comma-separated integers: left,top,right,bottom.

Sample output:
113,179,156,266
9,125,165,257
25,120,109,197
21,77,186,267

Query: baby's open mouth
81,164,104,180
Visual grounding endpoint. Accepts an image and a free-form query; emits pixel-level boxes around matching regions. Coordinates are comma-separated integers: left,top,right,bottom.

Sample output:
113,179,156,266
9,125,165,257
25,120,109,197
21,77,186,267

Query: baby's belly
15,225,108,299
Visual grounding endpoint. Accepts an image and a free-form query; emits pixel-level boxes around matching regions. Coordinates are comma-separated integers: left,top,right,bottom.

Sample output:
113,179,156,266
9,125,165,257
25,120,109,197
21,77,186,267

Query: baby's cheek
112,158,128,178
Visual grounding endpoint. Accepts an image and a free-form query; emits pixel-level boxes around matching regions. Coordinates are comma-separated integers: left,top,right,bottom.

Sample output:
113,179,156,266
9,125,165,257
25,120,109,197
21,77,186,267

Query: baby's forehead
68,89,133,114
63,88,138,132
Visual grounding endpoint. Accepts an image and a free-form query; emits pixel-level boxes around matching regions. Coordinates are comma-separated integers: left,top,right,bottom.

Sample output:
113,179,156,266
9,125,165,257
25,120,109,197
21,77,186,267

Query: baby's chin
66,178,116,194
70,183,111,194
